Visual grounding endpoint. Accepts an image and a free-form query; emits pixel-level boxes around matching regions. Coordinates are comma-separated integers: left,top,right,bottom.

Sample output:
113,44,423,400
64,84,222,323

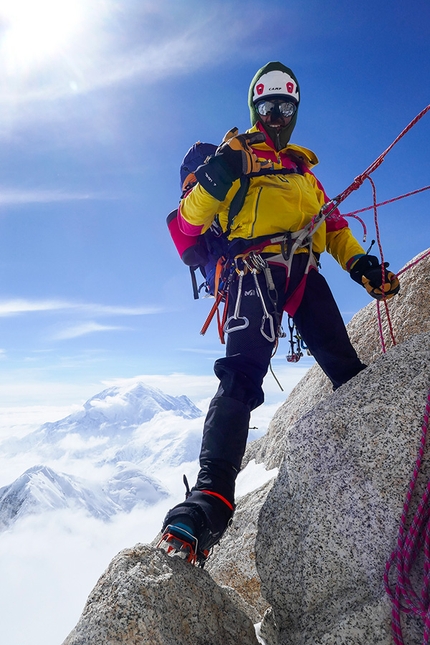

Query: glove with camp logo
349,254,400,300
194,127,273,202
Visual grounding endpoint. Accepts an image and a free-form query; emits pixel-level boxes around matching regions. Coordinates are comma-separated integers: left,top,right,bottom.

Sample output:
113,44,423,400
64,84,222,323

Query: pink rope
344,213,368,241
385,388,430,644
321,104,430,644
398,250,430,277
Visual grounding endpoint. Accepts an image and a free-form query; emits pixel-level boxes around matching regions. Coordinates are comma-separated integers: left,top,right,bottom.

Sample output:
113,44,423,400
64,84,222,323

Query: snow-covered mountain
1,381,203,459
0,462,169,529
5,382,201,447
0,381,203,530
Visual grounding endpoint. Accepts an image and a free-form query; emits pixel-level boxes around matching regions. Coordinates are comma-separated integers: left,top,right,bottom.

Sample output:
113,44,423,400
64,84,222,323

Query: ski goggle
255,99,297,118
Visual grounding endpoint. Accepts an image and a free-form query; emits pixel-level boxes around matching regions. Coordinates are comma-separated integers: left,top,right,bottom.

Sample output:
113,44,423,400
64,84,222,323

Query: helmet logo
252,70,300,103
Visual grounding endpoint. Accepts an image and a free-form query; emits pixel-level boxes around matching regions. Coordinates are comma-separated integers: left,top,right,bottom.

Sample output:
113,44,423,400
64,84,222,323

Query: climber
160,61,400,565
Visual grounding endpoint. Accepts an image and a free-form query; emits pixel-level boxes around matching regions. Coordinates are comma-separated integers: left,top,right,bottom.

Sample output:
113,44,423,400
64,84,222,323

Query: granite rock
256,332,430,644
208,249,430,627
206,479,275,623
245,247,430,471
62,544,259,645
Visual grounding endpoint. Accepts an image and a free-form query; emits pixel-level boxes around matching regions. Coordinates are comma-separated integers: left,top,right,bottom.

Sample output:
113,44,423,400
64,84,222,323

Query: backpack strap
189,266,200,300
247,166,303,178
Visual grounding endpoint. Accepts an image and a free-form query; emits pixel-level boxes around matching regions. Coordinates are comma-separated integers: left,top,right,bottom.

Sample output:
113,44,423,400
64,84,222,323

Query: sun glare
0,0,86,73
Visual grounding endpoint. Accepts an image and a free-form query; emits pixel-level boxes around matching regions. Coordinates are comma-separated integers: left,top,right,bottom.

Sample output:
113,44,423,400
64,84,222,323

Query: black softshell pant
194,254,366,504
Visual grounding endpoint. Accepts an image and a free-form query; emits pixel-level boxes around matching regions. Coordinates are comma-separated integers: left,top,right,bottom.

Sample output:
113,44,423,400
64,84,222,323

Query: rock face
62,544,259,645
209,248,430,624
62,250,430,644
256,332,430,644
206,479,275,624
246,248,430,470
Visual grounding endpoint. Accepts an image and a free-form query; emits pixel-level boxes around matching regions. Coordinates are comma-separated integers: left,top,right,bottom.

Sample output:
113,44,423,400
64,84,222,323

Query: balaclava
248,61,300,151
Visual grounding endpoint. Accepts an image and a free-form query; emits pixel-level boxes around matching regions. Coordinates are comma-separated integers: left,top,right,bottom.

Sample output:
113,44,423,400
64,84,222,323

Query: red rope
343,185,430,218
322,104,430,643
333,104,430,207
361,175,397,351
328,105,430,352
384,387,430,644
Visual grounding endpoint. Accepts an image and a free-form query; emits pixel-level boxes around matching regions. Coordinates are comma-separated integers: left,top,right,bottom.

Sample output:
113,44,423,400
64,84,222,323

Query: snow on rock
62,544,259,645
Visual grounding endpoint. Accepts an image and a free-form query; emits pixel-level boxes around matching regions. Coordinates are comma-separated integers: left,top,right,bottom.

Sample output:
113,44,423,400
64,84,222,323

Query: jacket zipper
249,187,263,238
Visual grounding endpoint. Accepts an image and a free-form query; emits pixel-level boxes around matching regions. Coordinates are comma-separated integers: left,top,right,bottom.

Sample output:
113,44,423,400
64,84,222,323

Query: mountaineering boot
159,488,234,566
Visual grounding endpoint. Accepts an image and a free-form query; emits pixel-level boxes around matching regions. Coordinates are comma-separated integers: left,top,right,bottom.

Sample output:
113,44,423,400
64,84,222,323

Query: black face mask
267,107,288,125
254,99,298,151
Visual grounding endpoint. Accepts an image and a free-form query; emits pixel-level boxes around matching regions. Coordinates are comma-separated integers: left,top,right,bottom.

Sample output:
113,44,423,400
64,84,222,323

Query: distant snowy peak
39,381,202,439
0,462,169,530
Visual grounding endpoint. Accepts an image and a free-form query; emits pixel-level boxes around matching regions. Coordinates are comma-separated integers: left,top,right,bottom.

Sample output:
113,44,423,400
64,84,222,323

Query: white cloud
52,321,127,340
0,298,162,317
0,503,171,645
0,378,101,409
0,188,93,205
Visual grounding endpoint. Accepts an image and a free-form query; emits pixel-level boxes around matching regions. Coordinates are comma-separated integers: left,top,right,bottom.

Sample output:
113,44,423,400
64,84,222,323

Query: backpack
167,142,231,299
167,141,303,299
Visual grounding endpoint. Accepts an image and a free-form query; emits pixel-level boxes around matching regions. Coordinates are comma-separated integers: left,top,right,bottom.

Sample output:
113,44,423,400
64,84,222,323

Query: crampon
157,524,209,567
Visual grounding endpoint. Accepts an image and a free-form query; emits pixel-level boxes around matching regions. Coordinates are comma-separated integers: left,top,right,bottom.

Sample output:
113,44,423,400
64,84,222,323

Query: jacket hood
248,61,300,150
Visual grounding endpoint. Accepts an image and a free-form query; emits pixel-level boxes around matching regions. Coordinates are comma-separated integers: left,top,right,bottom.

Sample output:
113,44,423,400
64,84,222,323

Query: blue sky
0,0,428,411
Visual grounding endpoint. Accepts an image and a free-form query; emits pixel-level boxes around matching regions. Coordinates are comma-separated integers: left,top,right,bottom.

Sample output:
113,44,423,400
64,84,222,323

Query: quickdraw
286,316,302,363
223,263,249,335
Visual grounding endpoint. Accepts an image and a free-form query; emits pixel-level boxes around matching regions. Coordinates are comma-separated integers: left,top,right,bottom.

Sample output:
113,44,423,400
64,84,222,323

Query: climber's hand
216,127,274,178
194,127,273,201
350,255,400,300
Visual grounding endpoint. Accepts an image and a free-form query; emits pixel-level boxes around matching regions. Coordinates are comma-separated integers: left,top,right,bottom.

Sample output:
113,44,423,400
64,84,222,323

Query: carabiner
224,269,249,334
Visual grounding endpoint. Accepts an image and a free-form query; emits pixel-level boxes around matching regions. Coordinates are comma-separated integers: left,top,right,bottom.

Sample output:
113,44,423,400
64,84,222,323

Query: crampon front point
157,524,209,567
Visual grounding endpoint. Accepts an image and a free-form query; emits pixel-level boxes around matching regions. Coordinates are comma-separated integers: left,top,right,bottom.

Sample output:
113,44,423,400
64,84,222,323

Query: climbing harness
246,252,286,339
201,104,430,362
223,253,283,343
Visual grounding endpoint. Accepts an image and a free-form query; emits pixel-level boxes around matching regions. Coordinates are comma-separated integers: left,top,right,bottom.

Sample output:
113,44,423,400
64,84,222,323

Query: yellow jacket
179,124,365,271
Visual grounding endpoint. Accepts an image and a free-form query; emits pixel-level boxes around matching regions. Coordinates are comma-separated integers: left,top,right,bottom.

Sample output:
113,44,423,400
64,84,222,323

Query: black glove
194,128,272,201
350,254,400,300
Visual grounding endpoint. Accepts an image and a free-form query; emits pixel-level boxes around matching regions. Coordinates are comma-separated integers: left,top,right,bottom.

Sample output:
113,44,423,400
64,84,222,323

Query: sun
0,0,86,73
